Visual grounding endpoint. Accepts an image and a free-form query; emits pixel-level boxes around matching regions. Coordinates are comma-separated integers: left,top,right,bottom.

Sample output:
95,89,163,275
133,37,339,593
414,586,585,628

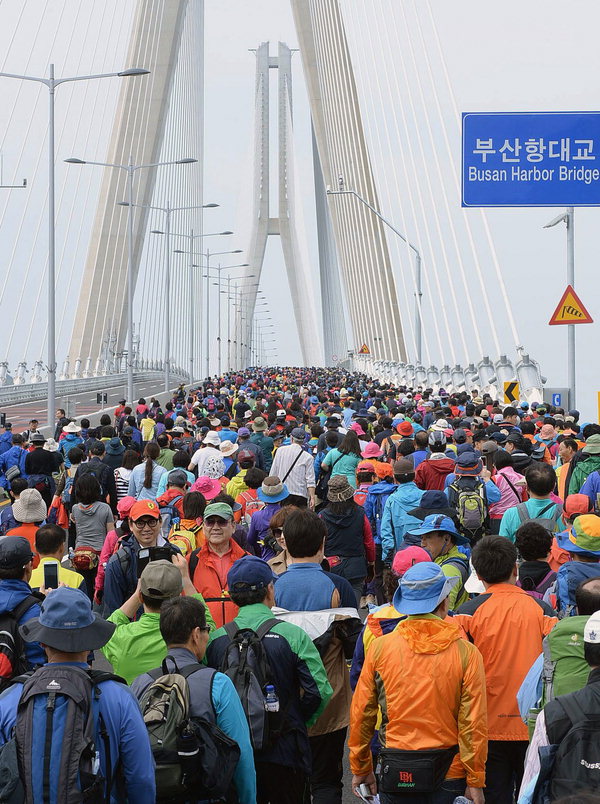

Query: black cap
0,537,34,569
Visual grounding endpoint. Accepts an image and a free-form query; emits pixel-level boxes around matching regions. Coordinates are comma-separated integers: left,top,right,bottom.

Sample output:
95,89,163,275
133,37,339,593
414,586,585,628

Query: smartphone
136,546,173,578
354,786,379,803
43,562,59,590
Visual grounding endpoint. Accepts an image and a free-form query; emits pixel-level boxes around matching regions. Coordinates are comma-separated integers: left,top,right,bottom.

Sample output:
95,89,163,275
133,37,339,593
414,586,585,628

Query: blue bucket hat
408,513,470,546
227,555,277,592
20,587,115,652
392,562,458,615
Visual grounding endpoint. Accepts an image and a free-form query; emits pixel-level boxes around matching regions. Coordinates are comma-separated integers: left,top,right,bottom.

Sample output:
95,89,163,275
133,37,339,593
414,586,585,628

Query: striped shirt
270,443,315,500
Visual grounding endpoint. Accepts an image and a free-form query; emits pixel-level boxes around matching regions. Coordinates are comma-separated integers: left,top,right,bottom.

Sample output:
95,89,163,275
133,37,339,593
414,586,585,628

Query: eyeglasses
196,625,211,633
132,518,160,529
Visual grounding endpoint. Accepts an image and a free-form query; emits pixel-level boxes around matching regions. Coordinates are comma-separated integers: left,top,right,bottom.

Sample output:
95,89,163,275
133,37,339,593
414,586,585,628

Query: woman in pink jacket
489,450,527,533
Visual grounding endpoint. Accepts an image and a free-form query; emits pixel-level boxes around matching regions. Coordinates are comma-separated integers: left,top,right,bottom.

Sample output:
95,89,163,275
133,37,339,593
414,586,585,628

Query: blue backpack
553,562,600,617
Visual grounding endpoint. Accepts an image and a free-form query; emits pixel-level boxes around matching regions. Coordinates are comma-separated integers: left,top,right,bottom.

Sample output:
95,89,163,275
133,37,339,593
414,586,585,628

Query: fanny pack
376,745,458,794
71,546,100,572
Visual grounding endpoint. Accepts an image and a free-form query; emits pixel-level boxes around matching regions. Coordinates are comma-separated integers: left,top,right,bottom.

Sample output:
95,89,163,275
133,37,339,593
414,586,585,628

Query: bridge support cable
423,0,521,351
351,1,432,367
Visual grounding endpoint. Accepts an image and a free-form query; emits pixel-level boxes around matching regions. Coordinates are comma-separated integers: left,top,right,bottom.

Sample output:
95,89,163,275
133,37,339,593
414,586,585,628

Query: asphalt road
0,381,163,431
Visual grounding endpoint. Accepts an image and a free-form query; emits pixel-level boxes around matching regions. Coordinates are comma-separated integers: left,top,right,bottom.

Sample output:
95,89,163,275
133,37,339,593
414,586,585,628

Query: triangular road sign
358,343,370,355
549,285,593,325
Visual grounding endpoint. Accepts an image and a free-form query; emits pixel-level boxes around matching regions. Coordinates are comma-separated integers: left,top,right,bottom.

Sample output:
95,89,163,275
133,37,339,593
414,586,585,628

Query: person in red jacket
415,431,456,491
188,502,248,627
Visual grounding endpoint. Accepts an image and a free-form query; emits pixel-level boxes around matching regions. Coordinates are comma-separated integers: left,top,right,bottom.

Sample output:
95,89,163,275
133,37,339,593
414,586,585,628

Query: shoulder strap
223,621,240,641
11,594,41,622
282,447,303,483
88,669,127,686
189,548,200,579
516,502,531,524
557,691,591,729
254,618,280,640
502,473,522,504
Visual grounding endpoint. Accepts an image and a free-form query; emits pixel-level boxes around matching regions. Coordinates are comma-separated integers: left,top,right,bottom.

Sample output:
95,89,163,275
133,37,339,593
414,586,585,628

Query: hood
425,458,455,476
391,484,424,507
157,488,185,507
77,502,102,517
396,615,462,654
320,507,361,526
365,605,405,637
0,580,36,615
61,433,82,446
368,481,395,496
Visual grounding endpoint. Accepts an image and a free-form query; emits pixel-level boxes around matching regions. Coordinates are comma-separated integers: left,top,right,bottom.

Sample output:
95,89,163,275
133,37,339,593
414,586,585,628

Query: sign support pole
567,207,575,408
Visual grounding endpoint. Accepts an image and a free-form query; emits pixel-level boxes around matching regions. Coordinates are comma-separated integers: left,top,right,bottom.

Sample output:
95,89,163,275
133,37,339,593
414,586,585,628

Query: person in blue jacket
0,434,28,490
0,423,13,457
0,586,155,803
132,596,256,804
380,459,425,562
0,536,45,669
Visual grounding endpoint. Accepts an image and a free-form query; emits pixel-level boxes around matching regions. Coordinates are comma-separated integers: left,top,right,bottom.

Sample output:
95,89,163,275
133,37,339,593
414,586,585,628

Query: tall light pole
209,265,250,375
544,208,576,407
66,155,196,403
0,64,149,426
120,201,218,391
327,178,423,364
173,238,240,380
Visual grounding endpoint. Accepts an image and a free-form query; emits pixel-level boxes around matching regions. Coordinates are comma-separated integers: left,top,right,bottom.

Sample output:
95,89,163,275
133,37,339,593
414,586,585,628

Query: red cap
391,546,432,576
565,494,592,517
129,499,160,521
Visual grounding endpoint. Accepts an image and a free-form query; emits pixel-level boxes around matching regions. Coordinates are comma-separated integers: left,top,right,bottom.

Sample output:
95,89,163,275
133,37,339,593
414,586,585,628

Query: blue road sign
552,393,562,407
462,112,600,207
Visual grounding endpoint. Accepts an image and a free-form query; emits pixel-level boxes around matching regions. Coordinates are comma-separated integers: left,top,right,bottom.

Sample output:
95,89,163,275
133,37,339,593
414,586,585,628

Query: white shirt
189,446,225,478
270,443,315,499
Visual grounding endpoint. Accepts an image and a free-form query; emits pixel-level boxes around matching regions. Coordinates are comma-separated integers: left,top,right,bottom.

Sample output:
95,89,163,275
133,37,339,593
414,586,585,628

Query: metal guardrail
0,371,188,407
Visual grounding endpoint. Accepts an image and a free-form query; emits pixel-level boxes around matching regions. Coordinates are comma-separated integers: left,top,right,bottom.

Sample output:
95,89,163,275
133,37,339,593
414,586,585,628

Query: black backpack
140,658,240,802
219,619,282,751
76,463,107,499
0,594,42,691
535,689,600,801
0,665,124,804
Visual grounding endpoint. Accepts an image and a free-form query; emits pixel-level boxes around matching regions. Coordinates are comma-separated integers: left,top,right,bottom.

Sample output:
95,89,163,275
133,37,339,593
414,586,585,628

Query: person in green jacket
568,433,600,495
408,514,470,611
205,555,332,804
102,555,214,684
249,417,274,472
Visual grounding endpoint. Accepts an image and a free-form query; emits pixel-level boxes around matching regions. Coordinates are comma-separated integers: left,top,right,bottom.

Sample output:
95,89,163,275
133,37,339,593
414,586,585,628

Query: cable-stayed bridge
0,0,548,425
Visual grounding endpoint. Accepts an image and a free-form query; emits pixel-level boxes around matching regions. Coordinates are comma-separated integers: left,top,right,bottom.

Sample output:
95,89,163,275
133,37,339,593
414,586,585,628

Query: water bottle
176,724,200,784
264,684,279,712
453,797,473,804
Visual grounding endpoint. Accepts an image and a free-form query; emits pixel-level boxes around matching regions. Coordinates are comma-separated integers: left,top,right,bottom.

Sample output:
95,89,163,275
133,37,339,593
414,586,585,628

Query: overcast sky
0,1,599,417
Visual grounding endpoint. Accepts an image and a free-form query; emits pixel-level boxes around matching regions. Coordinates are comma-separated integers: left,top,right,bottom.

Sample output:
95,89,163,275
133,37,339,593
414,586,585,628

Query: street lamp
66,155,197,402
327,177,423,364
0,64,149,425
173,238,240,379
544,208,576,406
128,200,219,391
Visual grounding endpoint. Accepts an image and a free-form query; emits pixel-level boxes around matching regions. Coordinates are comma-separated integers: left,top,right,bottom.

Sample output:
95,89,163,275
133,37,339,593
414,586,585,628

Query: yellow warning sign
503,381,520,405
549,285,593,325
358,344,370,355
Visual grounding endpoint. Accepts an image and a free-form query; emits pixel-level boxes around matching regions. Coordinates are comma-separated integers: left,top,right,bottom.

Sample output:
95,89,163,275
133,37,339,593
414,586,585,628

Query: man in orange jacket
188,502,248,627
349,562,487,803
454,535,557,804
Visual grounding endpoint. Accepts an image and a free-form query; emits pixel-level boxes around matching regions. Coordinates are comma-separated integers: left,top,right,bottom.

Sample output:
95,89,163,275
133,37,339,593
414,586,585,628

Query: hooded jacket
349,615,487,787
489,466,527,518
363,481,397,543
0,580,44,668
415,456,456,491
380,483,425,561
0,446,27,489
58,433,84,467
568,453,600,496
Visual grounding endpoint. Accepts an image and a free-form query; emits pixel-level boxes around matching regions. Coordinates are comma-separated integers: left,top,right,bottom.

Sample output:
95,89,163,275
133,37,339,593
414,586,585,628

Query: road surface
0,380,165,431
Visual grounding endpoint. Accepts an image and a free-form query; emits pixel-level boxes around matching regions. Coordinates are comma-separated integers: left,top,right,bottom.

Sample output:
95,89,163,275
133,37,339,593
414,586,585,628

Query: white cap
584,611,600,643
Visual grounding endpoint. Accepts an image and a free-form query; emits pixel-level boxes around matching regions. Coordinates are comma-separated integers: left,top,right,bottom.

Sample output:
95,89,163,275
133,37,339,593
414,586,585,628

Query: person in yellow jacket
29,524,85,591
350,562,487,804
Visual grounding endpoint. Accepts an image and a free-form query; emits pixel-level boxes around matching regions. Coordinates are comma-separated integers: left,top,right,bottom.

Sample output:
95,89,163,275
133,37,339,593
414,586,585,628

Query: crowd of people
0,367,598,803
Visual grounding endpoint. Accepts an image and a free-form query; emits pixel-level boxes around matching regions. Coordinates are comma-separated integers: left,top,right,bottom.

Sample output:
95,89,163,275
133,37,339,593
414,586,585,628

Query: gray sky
0,0,599,417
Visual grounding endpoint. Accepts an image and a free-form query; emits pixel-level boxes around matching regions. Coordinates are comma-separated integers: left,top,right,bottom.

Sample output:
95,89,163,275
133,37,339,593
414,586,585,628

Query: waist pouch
377,745,458,794
71,546,100,571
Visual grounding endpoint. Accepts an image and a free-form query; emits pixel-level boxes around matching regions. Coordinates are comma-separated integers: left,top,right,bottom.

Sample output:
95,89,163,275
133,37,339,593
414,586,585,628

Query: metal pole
567,207,575,407
126,158,135,404
415,252,422,365
47,65,56,428
204,249,210,379
188,229,194,382
217,265,222,377
164,207,171,392
227,275,231,372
